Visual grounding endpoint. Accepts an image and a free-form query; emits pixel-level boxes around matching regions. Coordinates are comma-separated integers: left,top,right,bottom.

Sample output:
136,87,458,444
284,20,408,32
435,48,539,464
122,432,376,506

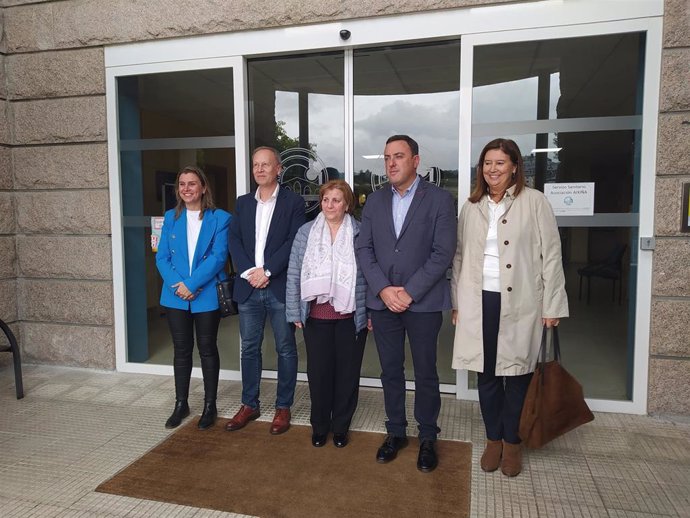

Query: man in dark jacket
356,135,456,472
227,146,306,435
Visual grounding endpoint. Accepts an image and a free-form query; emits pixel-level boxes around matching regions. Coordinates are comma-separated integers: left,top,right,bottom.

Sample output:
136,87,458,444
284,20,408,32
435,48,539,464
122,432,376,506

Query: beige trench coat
451,186,569,375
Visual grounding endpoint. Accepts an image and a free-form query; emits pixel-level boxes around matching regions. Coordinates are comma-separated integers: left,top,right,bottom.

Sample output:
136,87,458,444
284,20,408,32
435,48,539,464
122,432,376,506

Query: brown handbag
519,326,594,449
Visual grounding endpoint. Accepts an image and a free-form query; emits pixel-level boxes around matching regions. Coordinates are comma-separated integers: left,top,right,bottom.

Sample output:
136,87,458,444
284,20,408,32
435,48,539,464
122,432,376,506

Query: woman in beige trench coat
451,138,568,477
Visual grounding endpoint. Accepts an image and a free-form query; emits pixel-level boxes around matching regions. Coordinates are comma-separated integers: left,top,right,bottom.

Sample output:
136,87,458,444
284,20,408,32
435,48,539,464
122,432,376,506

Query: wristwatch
264,268,272,278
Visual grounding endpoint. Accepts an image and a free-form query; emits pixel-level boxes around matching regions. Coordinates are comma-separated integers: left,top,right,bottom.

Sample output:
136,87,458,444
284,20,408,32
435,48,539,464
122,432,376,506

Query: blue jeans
238,288,297,410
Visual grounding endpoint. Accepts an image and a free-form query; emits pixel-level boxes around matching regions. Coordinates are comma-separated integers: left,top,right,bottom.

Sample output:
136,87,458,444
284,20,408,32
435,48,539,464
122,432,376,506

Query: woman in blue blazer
156,165,231,430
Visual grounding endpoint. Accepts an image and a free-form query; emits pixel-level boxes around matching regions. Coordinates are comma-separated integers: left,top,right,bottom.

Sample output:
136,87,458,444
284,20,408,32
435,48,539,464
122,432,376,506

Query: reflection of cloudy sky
276,90,460,176
275,72,560,176
470,73,559,164
354,93,459,176
276,91,344,171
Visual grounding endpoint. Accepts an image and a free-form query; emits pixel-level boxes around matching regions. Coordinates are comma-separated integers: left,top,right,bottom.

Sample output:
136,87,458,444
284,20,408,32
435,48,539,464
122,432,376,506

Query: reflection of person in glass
286,180,369,448
156,166,231,430
451,138,569,476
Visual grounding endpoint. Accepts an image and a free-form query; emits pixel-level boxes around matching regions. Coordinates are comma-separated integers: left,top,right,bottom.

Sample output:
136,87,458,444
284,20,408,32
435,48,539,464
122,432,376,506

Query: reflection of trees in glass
273,120,317,154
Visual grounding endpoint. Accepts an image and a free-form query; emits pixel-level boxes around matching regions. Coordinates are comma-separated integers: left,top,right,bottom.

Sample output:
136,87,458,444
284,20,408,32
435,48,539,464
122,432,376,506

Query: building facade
0,0,688,416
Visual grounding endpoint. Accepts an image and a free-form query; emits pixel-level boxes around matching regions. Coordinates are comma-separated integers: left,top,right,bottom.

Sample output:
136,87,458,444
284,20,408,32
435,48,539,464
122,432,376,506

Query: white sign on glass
544,182,595,216
151,216,164,252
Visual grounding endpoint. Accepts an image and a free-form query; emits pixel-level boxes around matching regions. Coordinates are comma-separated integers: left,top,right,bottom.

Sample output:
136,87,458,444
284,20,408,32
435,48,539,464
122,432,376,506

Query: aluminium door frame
456,17,663,414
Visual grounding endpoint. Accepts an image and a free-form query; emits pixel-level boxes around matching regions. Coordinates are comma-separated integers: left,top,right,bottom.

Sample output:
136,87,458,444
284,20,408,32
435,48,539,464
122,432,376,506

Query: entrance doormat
97,420,472,517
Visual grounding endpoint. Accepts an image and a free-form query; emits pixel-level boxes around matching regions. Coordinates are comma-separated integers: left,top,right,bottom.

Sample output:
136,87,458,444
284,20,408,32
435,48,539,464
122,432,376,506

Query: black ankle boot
165,400,190,429
198,401,217,430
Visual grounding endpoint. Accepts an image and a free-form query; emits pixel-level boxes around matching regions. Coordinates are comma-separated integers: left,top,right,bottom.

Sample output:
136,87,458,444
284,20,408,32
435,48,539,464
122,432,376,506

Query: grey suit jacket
355,177,457,312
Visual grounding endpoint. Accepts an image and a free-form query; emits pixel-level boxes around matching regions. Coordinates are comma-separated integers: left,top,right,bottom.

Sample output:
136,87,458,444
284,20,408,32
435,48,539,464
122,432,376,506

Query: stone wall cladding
0,0,51,7
0,8,5,54
13,144,108,189
21,322,114,369
12,96,106,145
0,236,17,279
5,48,105,100
19,279,113,325
652,239,690,297
0,100,11,145
0,53,6,100
650,300,690,357
663,0,690,48
0,192,15,234
0,146,12,189
654,177,690,236
0,279,17,322
17,235,112,280
656,113,690,176
648,358,690,415
2,0,525,52
16,190,110,234
660,48,690,113
648,0,690,417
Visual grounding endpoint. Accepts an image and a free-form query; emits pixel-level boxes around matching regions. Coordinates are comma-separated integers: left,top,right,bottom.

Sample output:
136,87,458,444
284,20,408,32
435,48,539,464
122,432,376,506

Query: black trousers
165,308,221,403
477,290,533,444
303,317,367,435
370,309,442,441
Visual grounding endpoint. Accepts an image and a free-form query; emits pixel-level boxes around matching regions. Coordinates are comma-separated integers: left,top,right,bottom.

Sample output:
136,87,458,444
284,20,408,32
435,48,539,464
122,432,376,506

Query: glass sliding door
465,32,647,402
247,52,345,375
353,41,461,387
117,66,241,370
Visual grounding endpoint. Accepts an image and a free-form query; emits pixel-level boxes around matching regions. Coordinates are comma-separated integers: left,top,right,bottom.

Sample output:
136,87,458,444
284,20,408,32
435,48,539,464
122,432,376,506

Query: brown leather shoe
501,441,523,477
270,408,291,435
480,439,503,472
225,405,260,431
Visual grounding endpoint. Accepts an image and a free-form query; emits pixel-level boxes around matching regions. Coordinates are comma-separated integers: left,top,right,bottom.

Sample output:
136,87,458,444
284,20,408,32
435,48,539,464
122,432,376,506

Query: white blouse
482,197,506,292
186,210,202,275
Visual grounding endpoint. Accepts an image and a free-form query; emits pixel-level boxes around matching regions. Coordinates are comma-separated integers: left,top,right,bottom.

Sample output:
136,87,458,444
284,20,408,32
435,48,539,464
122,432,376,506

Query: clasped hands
172,282,196,301
380,286,412,313
247,267,270,289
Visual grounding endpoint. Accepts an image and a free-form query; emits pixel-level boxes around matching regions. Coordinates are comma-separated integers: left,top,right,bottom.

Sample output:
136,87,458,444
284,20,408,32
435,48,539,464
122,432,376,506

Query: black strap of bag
216,255,238,317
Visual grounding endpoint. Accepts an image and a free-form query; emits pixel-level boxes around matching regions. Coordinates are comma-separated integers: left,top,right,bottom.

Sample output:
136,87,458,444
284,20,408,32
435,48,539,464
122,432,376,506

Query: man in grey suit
356,135,457,472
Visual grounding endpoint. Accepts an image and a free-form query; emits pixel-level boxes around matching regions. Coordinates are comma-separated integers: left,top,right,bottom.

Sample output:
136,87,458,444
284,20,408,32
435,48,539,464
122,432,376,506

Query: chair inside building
577,243,627,305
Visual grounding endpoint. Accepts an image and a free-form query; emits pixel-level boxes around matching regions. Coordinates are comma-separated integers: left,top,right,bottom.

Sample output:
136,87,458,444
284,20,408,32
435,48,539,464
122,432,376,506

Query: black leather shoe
197,401,217,430
312,433,328,447
333,432,348,448
165,400,190,429
417,439,438,473
376,434,408,463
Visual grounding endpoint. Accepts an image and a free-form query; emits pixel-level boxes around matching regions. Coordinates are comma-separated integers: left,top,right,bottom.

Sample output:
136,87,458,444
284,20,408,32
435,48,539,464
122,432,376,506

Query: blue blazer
355,177,457,312
229,187,306,304
156,208,231,313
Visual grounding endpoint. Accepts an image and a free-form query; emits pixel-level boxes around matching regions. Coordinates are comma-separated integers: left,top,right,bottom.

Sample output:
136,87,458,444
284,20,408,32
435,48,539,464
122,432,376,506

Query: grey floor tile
2,364,690,518
126,499,206,517
607,511,676,518
630,433,690,463
585,453,658,483
594,476,678,515
0,497,42,517
646,460,690,487
569,427,635,456
532,464,604,508
69,493,141,516
534,499,610,518
662,483,690,518
471,471,539,518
